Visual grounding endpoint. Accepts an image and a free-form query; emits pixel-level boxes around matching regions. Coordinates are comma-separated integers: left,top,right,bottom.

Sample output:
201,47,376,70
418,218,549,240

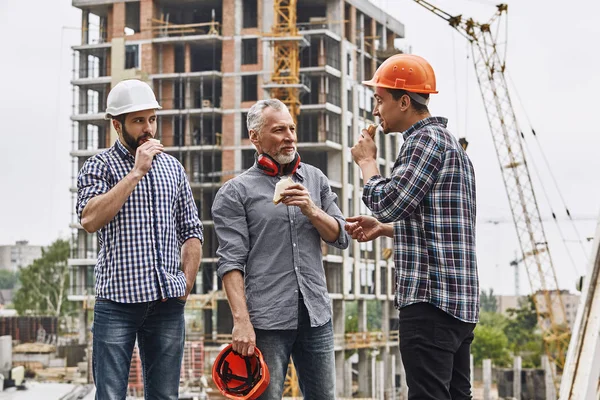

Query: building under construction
68,0,406,396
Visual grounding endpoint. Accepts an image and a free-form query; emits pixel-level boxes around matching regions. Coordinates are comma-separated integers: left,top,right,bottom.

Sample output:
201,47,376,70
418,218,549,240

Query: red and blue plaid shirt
363,117,479,323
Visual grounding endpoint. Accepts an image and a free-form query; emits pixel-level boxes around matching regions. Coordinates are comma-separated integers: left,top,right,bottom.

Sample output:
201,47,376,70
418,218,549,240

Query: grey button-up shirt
212,162,349,330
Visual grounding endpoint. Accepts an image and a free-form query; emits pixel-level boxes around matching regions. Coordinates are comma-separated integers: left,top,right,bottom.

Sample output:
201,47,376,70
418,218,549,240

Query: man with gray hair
212,98,349,399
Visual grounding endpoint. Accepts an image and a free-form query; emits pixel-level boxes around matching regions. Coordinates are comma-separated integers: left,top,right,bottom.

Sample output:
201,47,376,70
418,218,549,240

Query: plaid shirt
77,140,203,303
363,117,479,323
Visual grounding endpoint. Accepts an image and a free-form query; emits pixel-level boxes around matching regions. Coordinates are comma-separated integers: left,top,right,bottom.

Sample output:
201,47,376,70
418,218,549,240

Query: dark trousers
399,302,476,400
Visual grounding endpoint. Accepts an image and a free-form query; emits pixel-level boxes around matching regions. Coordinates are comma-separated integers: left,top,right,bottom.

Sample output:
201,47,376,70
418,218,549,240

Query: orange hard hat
362,54,438,95
212,345,270,399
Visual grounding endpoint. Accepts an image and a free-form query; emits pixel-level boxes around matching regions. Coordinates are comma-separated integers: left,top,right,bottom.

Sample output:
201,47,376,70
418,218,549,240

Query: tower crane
266,0,304,123
411,0,570,373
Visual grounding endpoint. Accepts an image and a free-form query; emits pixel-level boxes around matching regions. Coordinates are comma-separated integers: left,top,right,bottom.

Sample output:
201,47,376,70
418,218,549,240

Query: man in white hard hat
76,79,203,399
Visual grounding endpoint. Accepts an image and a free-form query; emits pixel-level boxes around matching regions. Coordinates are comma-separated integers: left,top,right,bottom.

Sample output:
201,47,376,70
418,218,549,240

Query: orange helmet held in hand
362,54,438,95
212,345,270,399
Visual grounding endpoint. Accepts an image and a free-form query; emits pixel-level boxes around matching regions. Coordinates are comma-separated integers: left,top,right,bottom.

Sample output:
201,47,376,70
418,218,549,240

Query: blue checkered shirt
76,140,203,303
363,117,479,323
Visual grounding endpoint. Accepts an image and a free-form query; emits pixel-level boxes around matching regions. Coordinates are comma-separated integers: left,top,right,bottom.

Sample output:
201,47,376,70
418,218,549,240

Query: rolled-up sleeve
212,181,249,279
363,132,442,223
77,157,111,221
175,168,204,246
319,174,349,249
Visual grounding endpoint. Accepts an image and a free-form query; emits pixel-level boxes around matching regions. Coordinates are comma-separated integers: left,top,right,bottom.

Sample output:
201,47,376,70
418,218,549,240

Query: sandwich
273,177,295,205
366,124,378,139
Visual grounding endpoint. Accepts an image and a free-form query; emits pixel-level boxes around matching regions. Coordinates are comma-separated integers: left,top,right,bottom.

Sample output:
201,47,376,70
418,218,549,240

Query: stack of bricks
128,346,144,396
125,339,205,393
180,339,205,384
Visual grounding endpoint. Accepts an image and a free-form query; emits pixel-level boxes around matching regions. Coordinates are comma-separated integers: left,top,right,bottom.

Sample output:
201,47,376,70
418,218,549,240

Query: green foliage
472,324,511,367
480,288,498,313
345,300,383,333
0,270,19,289
12,239,76,318
473,297,545,368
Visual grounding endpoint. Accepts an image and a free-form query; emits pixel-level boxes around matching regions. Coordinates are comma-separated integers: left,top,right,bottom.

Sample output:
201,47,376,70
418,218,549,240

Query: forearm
181,238,202,294
381,223,394,238
80,170,143,232
307,208,341,242
358,159,380,182
222,270,251,324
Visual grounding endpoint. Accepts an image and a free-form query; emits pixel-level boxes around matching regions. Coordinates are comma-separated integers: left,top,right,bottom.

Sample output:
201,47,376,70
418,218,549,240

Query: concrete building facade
68,0,406,396
497,292,581,330
0,241,42,272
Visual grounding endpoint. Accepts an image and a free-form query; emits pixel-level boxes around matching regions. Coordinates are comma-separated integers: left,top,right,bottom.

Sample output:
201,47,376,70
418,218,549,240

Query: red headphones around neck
256,153,301,177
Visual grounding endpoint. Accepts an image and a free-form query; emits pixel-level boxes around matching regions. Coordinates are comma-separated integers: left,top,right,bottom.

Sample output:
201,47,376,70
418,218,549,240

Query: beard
121,124,151,152
273,151,296,165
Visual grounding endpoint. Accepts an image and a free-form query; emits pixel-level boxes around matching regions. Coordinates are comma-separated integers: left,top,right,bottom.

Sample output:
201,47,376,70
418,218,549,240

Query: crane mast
412,0,570,370
268,0,302,123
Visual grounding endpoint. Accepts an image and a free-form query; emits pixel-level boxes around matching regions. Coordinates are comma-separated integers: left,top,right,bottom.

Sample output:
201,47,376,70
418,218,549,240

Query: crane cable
507,72,590,264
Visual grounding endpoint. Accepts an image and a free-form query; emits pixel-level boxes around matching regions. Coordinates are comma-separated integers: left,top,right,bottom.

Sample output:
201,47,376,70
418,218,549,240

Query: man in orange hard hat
347,54,479,400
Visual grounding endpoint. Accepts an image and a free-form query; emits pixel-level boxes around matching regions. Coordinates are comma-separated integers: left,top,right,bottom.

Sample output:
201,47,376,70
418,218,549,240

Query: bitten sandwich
273,177,295,205
366,124,378,139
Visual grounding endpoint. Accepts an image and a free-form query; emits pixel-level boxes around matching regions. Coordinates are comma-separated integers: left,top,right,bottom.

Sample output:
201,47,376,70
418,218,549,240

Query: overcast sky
0,0,598,295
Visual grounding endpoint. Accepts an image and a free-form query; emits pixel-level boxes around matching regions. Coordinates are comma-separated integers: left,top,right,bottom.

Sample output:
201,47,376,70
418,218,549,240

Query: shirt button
293,243,296,247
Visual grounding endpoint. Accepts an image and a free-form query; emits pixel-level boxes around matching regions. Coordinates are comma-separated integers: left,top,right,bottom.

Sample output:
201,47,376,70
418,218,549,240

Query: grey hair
246,98,288,136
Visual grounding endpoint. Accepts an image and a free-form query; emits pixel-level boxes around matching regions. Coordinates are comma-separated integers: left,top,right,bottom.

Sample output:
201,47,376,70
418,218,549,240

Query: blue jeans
255,300,336,400
92,298,186,400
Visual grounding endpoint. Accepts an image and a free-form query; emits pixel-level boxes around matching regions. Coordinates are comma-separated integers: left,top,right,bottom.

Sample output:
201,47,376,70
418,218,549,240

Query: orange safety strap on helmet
362,54,438,105
212,345,270,399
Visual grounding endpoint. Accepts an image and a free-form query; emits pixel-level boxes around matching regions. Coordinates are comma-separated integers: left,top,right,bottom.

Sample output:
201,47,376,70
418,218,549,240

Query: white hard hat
105,79,162,120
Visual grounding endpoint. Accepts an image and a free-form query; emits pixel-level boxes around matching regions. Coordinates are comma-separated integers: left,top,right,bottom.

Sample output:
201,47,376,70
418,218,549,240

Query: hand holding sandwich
276,181,318,218
134,138,163,177
351,124,380,181
274,179,341,242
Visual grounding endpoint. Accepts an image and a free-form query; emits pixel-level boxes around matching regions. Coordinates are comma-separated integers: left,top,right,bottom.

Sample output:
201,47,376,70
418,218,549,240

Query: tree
472,324,512,367
503,296,545,367
480,288,498,313
0,270,18,289
472,311,511,367
13,239,75,318
345,300,383,333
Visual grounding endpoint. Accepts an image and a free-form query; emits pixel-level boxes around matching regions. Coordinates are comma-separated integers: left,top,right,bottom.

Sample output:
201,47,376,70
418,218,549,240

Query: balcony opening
326,113,341,143
191,152,222,183
156,1,223,37
242,75,258,102
193,78,222,109
125,44,140,69
125,2,141,35
242,0,257,28
174,44,185,73
242,149,256,170
173,116,185,146
297,113,320,143
174,80,185,109
300,150,327,175
241,112,249,138
242,38,258,65
326,76,341,106
192,115,222,145
344,4,352,42
190,43,222,72
297,4,327,27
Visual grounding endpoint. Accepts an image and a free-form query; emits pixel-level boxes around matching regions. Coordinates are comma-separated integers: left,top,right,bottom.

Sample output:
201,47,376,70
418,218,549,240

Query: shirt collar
114,139,134,161
402,116,448,140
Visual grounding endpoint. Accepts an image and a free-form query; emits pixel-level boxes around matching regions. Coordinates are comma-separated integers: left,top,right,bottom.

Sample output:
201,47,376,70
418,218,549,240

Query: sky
0,0,598,295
